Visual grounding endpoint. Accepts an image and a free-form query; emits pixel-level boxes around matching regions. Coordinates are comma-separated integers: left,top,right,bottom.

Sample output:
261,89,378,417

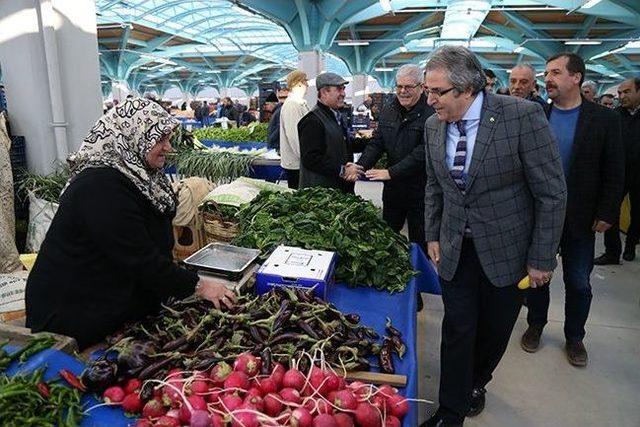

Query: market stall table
4,244,439,426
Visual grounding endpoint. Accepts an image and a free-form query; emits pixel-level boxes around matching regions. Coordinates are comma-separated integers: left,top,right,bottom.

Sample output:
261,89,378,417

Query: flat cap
315,72,348,90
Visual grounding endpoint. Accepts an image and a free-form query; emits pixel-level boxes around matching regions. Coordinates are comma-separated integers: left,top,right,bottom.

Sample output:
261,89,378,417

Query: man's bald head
509,64,537,99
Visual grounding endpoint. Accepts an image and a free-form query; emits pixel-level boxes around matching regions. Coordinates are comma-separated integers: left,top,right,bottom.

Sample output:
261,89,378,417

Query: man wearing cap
298,72,363,193
279,70,309,189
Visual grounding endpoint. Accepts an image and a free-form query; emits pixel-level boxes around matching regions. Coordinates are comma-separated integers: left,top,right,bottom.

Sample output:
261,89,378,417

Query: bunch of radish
97,351,411,426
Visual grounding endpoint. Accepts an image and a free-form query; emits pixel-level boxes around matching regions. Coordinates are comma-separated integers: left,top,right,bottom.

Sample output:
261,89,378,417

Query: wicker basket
202,211,240,243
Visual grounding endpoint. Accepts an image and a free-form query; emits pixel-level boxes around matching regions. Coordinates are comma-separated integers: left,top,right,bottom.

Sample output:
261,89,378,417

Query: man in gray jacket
421,46,567,427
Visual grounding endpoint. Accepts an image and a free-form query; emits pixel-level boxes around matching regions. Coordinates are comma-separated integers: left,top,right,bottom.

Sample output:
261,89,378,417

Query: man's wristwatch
339,164,346,178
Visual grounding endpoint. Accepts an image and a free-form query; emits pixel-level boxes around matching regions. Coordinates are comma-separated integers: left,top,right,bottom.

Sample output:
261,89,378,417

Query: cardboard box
256,246,337,299
173,214,206,261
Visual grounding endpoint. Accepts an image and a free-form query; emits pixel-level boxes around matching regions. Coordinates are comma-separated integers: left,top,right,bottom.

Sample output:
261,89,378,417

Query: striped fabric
450,120,467,192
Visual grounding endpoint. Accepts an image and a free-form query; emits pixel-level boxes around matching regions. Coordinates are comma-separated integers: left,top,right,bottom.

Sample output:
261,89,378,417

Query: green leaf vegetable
192,122,268,143
233,187,416,293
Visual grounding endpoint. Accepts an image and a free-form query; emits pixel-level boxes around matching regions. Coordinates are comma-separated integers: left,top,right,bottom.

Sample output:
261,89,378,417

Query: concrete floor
354,181,640,427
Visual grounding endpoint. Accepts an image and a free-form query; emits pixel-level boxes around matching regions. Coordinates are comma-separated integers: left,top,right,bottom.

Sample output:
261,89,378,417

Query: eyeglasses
395,83,422,92
424,86,456,98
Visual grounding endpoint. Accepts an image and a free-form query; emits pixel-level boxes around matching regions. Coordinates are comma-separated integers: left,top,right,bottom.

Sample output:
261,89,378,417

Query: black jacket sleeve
388,143,425,180
596,110,625,225
267,106,281,149
75,176,198,302
299,114,341,177
356,128,385,169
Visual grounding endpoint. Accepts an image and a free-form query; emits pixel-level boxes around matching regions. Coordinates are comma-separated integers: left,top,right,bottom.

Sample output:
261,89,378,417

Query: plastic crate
9,136,26,172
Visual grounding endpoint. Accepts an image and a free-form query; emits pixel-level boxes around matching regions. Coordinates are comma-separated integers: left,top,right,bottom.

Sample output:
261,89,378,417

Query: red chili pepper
59,369,86,391
37,382,50,398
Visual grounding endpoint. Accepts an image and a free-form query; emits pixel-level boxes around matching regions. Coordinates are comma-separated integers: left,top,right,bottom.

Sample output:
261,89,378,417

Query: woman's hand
196,276,236,309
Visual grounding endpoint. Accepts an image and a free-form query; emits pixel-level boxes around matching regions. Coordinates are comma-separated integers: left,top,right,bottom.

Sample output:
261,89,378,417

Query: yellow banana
518,276,530,290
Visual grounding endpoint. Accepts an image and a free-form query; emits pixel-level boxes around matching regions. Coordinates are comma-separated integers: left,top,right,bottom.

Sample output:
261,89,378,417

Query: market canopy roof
96,0,640,95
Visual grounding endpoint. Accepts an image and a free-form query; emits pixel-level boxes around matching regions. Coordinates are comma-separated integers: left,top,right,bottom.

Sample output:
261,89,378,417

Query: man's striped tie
450,120,467,192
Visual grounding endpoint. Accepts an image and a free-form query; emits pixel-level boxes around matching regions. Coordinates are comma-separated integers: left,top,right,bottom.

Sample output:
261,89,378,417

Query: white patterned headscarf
66,98,180,214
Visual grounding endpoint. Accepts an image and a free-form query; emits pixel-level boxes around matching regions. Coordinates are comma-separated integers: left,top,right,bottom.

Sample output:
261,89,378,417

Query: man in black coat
298,73,363,193
356,64,434,244
595,77,640,263
521,53,625,367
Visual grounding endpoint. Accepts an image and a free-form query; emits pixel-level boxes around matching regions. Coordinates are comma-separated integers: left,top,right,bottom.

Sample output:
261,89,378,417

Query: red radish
323,372,342,395
231,411,259,427
142,398,166,418
121,393,142,413
386,394,409,419
377,385,397,399
103,386,125,403
354,403,382,427
167,408,181,419
290,407,314,427
333,390,357,411
313,414,338,427
371,394,387,412
210,413,224,427
327,391,338,405
283,369,307,391
233,353,261,377
207,388,223,404
190,409,213,427
209,362,233,386
244,394,264,412
270,363,286,387
279,387,302,405
155,416,180,427
134,420,153,427
246,386,263,398
384,416,401,427
123,378,142,395
264,393,283,416
224,371,250,391
180,395,208,423
334,413,355,427
317,399,334,415
221,394,243,412
189,380,210,395
163,373,185,407
348,381,370,398
257,377,278,394
308,366,328,395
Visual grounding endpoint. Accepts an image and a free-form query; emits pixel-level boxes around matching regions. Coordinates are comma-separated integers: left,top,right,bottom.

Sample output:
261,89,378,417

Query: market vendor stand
3,245,439,426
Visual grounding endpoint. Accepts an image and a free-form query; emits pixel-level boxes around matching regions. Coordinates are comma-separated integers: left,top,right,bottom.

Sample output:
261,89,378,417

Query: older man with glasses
356,64,434,248
421,46,567,426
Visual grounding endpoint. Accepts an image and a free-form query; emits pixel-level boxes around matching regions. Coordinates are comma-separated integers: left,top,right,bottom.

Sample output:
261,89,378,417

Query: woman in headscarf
25,98,235,349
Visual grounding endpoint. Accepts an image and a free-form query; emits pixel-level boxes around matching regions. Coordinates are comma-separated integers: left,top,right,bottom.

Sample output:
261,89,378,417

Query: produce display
0,369,84,427
192,123,268,143
233,188,415,293
17,167,70,203
168,148,261,184
86,287,405,387
0,335,57,372
92,352,411,427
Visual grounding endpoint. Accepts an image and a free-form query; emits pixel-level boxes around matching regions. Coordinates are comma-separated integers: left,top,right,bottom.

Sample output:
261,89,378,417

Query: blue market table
4,244,439,426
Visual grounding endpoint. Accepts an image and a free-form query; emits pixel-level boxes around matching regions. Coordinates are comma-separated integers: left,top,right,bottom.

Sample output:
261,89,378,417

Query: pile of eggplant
82,287,406,392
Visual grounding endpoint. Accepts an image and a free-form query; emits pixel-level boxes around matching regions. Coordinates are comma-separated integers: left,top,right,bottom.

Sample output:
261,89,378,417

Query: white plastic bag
26,191,58,253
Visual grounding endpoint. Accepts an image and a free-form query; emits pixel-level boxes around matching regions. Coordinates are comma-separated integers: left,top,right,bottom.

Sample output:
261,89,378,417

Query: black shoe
419,409,463,427
566,340,588,367
593,253,620,265
521,325,543,353
623,245,636,261
467,387,486,417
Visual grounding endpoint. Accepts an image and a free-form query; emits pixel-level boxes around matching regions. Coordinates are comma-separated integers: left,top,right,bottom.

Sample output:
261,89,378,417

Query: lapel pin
489,117,495,122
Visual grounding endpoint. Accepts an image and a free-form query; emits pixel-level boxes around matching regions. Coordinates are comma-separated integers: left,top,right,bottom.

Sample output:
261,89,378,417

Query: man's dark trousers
438,238,522,423
527,227,595,341
382,203,425,245
603,177,640,257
